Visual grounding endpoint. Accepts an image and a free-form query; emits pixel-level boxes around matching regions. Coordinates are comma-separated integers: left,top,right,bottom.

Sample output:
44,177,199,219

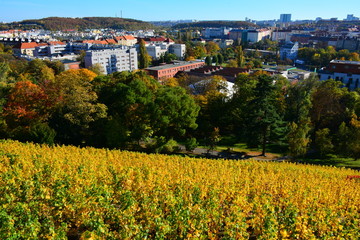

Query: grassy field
1,140,360,239
298,155,360,170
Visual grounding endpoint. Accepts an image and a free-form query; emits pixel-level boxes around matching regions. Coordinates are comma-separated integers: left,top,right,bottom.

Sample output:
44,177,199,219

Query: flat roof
330,60,360,65
146,61,203,71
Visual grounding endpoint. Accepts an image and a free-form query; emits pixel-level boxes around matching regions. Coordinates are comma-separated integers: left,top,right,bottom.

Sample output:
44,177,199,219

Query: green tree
95,72,157,148
235,46,245,68
0,61,10,83
212,55,218,65
207,127,221,152
139,39,151,69
285,81,313,157
185,137,198,152
26,59,55,83
49,69,107,145
205,41,220,55
245,74,286,156
205,56,212,66
347,114,360,160
152,86,200,141
164,52,177,63
76,50,86,68
315,128,333,157
311,79,350,132
287,120,311,158
44,60,65,75
217,53,224,65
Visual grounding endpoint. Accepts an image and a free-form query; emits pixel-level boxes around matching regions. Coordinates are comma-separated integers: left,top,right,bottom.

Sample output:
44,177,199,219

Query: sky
1,0,360,23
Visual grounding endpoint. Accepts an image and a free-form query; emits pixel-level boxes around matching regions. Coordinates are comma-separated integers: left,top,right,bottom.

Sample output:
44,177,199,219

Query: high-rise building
280,14,292,23
84,47,138,74
346,14,359,21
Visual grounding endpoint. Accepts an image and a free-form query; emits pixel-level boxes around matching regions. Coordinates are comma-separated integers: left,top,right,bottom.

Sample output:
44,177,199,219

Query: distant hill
172,21,257,29
0,17,156,31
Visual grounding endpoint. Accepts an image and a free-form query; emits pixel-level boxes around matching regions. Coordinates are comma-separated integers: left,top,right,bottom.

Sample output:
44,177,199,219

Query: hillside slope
0,140,359,239
173,20,257,29
0,17,155,31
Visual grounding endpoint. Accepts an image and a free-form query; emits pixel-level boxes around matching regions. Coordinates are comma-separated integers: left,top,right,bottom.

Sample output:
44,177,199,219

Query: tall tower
280,14,292,23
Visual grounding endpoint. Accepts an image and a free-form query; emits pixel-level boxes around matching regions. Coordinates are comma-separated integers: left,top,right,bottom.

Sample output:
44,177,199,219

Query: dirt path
184,146,284,161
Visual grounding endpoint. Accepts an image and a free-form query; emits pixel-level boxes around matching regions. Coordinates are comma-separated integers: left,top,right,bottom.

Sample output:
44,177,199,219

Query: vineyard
1,140,360,239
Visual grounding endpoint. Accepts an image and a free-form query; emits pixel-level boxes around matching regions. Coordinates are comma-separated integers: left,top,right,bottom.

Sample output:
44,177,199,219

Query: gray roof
330,60,360,65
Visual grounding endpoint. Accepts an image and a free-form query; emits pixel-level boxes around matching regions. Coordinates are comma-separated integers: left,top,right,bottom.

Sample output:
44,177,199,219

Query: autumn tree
3,81,57,127
205,41,220,56
2,80,59,143
26,59,55,83
49,69,107,145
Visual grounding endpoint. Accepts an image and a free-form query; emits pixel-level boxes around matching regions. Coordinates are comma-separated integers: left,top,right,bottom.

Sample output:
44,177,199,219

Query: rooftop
330,60,360,65
146,61,203,71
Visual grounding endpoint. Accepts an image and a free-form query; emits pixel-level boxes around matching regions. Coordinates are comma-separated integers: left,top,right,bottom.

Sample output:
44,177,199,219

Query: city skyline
1,0,360,23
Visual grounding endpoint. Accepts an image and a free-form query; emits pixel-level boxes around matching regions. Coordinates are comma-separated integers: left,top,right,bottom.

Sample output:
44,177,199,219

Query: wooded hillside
173,20,257,29
0,17,155,31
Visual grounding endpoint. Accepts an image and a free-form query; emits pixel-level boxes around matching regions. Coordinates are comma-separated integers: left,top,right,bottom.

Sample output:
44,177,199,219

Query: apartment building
280,42,299,60
115,35,137,46
13,42,39,56
247,29,272,42
319,60,360,89
146,61,205,81
84,48,138,74
145,43,186,60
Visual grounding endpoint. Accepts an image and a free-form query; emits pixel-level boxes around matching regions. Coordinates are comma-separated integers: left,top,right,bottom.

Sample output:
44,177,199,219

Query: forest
0,17,155,31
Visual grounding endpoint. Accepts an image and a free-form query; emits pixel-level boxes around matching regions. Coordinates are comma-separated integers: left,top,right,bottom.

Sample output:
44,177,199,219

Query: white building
145,43,186,60
84,48,138,74
247,29,272,42
146,45,167,60
203,27,231,39
271,30,292,42
168,44,186,59
319,60,360,90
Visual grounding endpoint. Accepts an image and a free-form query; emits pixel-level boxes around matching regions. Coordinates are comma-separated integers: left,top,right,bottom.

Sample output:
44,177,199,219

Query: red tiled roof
123,35,136,40
18,42,38,49
149,37,166,42
106,39,117,44
48,41,66,45
37,43,49,47
93,40,108,44
81,40,108,44
115,35,136,41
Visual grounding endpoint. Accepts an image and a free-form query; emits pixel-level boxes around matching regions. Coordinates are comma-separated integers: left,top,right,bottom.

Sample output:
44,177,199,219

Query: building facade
280,14,292,23
84,48,138,74
202,28,231,39
247,29,272,42
280,42,299,60
319,60,360,89
146,61,205,81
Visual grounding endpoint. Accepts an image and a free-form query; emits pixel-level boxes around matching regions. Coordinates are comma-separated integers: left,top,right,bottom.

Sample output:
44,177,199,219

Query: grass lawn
298,155,360,170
